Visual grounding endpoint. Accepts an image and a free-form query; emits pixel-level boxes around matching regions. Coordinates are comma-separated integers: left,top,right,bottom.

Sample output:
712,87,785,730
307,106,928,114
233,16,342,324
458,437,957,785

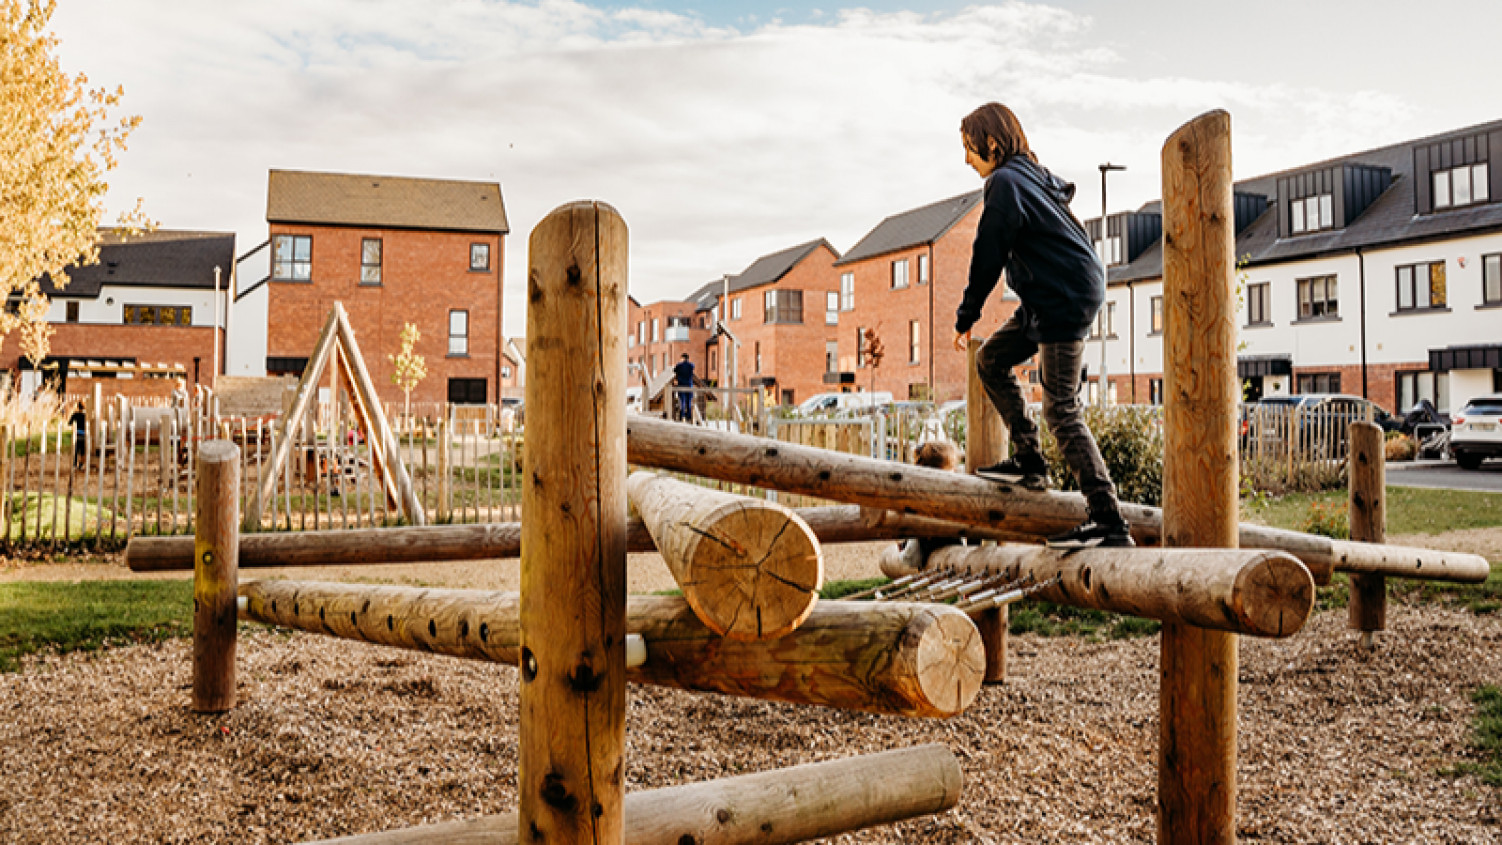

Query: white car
1451,394,1502,470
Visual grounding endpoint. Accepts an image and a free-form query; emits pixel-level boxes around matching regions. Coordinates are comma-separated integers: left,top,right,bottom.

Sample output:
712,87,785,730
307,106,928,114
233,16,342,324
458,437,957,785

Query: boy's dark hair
960,103,1036,166
913,440,961,472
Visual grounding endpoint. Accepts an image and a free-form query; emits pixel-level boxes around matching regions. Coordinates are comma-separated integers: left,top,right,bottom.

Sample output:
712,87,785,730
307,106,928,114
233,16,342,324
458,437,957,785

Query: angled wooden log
626,415,1491,586
125,505,1028,572
929,544,1313,638
627,470,821,640
238,581,983,719
302,744,961,845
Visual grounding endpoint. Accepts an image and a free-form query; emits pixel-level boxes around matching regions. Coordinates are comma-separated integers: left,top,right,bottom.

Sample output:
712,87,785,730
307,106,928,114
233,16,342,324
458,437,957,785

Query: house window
840,272,854,311
1395,261,1447,311
917,254,930,285
1247,282,1271,325
1149,296,1163,335
266,357,309,376
448,377,487,404
651,318,659,343
1096,236,1123,266
909,321,921,364
1148,378,1164,406
754,341,762,374
856,326,866,368
709,347,717,373
1483,253,1501,305
470,243,490,271
502,365,512,379
1297,372,1341,394
1290,193,1334,234
731,297,742,320
826,291,839,325
65,302,79,323
1397,370,1448,413
764,289,803,324
825,340,838,373
1297,275,1339,319
360,238,382,285
124,304,192,326
449,310,469,355
1089,302,1117,339
890,259,909,289
1433,163,1489,210
272,234,311,281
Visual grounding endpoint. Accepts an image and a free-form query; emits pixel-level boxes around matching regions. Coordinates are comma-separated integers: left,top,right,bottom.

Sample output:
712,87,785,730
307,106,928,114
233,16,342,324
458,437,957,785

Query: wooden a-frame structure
245,303,425,528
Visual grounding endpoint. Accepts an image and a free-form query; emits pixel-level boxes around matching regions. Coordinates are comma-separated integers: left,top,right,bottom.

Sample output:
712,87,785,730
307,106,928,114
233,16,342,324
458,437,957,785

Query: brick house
12,228,237,396
264,170,508,406
499,337,526,399
627,296,712,390
699,239,842,407
1094,118,1502,414
833,192,1026,402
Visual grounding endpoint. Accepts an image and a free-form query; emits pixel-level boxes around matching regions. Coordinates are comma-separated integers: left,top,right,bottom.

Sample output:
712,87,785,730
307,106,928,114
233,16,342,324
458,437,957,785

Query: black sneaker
1046,517,1135,549
976,454,1050,490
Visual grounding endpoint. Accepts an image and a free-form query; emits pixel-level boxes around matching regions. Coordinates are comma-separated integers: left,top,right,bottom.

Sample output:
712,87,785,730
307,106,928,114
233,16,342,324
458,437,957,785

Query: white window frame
1433,162,1490,210
890,259,909,290
449,310,469,356
917,253,930,285
840,272,854,311
1483,253,1502,305
826,291,839,325
909,320,921,364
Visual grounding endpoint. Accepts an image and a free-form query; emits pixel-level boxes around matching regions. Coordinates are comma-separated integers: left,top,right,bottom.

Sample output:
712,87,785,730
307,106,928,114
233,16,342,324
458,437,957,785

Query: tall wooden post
1347,421,1386,646
1159,110,1238,845
192,439,239,713
520,201,629,844
966,338,1009,683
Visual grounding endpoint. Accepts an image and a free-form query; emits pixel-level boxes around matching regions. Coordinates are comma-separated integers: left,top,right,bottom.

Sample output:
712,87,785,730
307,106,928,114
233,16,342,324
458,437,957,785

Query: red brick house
264,170,507,405
701,239,842,407
627,297,712,390
12,228,237,396
833,191,1027,402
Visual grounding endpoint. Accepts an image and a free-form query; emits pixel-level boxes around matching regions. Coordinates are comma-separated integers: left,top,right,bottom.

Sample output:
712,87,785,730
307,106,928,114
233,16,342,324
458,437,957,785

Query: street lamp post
1098,162,1126,405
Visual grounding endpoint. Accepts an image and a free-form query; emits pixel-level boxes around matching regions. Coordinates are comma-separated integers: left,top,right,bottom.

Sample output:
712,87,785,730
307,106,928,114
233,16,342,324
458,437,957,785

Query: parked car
1451,394,1502,470
795,391,893,417
1241,393,1396,458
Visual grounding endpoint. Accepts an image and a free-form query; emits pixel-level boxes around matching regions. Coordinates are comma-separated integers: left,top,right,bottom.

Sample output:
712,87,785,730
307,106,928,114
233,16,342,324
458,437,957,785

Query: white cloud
51,0,1426,338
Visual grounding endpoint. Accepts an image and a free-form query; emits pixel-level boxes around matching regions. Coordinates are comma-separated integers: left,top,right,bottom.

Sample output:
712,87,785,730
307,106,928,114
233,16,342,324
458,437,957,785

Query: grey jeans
975,310,1121,519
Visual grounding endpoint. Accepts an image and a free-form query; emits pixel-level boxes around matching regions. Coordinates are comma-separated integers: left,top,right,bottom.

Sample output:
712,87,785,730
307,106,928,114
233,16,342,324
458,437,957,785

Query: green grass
0,580,193,672
6,493,119,540
1244,486,1502,536
1444,685,1502,786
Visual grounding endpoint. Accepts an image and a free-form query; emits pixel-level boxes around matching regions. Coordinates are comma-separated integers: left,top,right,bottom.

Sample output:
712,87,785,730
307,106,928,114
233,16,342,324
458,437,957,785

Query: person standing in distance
951,102,1133,549
672,352,696,422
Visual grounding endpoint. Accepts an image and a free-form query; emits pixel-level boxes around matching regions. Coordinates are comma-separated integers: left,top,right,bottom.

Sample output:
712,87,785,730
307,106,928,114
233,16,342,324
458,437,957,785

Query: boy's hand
952,330,971,353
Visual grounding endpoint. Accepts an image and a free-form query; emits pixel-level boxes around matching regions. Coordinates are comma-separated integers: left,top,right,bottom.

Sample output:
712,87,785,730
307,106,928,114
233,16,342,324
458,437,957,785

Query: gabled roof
687,279,726,311
835,191,981,266
267,170,508,234
725,238,838,295
1107,117,1502,285
42,229,236,298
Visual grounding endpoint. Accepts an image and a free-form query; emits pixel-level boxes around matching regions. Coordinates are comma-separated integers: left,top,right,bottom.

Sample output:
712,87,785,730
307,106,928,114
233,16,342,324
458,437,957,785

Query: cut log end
907,607,985,717
1232,553,1315,639
685,505,823,641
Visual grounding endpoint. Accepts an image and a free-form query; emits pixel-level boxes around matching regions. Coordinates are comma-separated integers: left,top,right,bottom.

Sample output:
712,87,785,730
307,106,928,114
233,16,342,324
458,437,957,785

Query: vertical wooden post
520,201,629,844
966,338,1010,683
192,439,239,713
436,416,451,523
1347,421,1386,646
1159,110,1238,845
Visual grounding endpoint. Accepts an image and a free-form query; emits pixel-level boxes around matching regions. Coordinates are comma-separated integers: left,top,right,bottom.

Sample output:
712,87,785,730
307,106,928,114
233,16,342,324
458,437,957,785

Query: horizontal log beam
928,545,1314,638
125,506,1024,572
303,743,961,845
239,581,983,718
1329,539,1491,582
627,416,1492,585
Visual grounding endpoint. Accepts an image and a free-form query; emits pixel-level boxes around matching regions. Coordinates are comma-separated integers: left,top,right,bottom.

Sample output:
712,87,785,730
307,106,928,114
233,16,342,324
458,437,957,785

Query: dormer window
1095,236,1122,266
1433,162,1489,210
1290,193,1333,234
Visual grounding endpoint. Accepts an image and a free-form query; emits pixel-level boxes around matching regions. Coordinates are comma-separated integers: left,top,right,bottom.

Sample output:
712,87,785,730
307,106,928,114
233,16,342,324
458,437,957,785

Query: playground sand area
1,538,1500,844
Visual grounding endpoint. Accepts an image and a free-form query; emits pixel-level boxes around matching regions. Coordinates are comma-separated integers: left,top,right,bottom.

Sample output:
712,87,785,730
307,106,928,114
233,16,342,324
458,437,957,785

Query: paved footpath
1387,459,1502,493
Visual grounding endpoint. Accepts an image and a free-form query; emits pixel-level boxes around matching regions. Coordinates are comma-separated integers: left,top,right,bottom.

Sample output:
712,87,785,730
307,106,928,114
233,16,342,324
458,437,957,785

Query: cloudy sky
51,0,1500,337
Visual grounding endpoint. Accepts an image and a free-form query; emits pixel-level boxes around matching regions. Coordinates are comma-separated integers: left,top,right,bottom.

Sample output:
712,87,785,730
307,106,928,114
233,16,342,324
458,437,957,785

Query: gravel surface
2,597,1499,843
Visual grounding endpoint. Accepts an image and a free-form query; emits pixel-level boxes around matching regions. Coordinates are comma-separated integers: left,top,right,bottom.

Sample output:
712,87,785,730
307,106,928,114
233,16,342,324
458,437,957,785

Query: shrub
1300,501,1350,539
1385,432,1417,463
1039,405,1164,507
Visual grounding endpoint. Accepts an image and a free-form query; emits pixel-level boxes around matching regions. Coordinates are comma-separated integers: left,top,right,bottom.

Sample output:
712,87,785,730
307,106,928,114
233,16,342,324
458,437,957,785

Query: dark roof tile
835,191,981,266
267,170,508,233
42,229,236,297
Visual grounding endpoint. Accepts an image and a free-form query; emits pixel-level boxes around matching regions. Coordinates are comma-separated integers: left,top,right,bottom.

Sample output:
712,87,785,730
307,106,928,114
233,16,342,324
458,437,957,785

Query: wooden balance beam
302,743,961,845
625,415,1490,586
927,545,1314,638
124,505,1028,572
627,471,821,641
238,580,984,719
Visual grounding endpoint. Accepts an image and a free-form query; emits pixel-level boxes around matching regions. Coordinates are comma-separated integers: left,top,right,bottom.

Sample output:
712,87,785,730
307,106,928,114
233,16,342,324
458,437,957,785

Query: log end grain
904,606,985,717
1232,552,1315,639
686,503,823,642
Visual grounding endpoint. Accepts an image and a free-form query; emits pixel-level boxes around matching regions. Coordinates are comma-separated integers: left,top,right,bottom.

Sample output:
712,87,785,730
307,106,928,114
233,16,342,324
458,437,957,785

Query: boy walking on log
952,102,1133,549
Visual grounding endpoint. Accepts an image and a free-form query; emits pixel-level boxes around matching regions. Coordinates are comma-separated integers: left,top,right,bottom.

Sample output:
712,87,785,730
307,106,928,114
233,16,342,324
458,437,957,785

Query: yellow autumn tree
1,0,146,371
388,322,426,422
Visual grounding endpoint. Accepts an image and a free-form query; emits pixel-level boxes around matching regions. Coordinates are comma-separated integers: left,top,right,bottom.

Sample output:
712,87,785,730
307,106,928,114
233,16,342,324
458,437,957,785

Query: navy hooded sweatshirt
954,156,1105,343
